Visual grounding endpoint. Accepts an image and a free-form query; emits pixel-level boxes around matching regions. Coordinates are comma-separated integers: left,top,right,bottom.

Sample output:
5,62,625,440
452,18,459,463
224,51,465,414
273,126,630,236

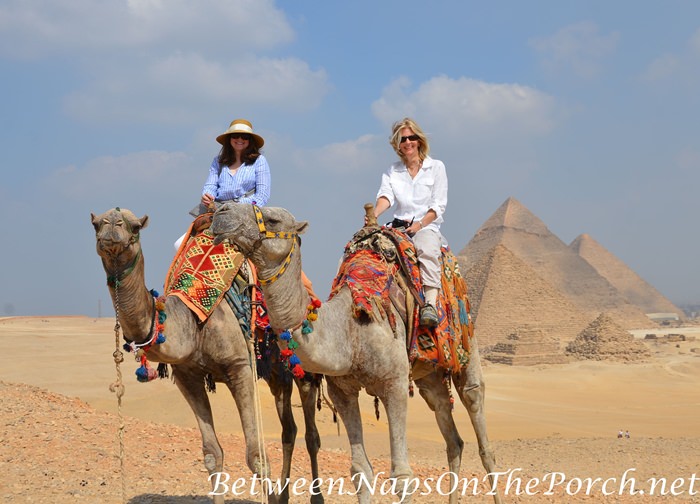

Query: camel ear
296,220,309,235
90,212,100,232
131,215,149,233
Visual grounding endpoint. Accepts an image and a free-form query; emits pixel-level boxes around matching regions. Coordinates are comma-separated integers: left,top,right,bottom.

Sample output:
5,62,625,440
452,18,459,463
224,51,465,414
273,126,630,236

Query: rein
251,205,299,286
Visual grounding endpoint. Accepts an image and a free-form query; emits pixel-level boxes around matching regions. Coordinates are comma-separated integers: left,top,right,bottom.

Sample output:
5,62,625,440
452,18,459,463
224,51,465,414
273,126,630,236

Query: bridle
250,205,299,286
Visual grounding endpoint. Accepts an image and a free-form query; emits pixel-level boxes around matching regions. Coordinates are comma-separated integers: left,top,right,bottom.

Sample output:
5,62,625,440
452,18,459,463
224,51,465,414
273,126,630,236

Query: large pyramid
466,244,591,349
458,197,653,335
569,233,684,318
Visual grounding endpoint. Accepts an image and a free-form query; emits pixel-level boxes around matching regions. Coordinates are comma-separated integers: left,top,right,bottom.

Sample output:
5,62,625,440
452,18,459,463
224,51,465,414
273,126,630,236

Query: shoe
419,303,439,328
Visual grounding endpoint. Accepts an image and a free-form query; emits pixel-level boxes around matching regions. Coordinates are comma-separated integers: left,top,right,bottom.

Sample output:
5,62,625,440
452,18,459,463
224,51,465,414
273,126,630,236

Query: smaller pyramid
486,326,569,366
566,313,651,362
570,234,684,318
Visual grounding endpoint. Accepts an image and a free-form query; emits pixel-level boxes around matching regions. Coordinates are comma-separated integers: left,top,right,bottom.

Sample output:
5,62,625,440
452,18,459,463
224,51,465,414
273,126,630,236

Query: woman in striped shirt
201,118,271,209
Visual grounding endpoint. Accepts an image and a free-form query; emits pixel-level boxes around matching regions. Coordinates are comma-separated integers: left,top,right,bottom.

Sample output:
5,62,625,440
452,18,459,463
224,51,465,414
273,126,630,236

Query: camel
91,207,325,504
211,203,502,504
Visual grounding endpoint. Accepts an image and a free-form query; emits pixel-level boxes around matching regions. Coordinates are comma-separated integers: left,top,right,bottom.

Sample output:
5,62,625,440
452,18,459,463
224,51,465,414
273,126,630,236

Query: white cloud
371,75,557,143
642,27,700,82
530,21,619,78
62,53,330,123
0,0,293,59
44,151,195,201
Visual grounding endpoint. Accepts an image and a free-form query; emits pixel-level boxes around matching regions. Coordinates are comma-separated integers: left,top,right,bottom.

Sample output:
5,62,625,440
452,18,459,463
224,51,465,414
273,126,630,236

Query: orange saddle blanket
164,224,245,322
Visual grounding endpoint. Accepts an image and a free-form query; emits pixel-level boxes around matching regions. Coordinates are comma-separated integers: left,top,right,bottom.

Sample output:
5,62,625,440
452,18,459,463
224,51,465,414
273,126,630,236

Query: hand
407,221,422,236
201,193,214,206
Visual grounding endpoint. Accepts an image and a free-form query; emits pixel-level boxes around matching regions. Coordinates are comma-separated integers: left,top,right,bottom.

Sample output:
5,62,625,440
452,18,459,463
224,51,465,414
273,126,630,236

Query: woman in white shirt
372,117,448,328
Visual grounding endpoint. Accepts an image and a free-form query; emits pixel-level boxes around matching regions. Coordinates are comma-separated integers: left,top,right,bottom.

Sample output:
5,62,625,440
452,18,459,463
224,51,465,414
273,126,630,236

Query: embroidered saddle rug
330,226,474,374
164,223,245,322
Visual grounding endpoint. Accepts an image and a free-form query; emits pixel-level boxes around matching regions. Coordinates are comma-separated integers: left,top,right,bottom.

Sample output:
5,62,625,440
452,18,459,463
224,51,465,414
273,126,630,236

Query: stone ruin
566,313,651,362
486,326,569,366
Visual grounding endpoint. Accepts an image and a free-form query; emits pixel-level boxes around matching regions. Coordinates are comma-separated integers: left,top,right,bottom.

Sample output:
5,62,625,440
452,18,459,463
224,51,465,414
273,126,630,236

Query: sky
1,0,699,317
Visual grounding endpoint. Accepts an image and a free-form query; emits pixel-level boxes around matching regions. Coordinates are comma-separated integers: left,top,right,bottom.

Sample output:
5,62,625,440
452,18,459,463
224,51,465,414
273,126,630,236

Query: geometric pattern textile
164,226,245,322
409,246,474,374
333,225,474,374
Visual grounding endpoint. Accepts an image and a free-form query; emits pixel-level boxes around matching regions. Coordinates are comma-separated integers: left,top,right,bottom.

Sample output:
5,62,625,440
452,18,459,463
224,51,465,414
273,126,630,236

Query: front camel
211,203,503,503
91,207,325,504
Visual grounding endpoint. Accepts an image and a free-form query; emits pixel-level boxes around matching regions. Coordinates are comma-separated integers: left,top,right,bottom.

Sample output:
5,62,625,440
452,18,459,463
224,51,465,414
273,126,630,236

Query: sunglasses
399,134,420,143
230,133,251,140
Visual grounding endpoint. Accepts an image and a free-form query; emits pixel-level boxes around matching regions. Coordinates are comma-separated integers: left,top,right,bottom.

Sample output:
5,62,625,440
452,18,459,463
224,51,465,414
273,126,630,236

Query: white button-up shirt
376,156,448,230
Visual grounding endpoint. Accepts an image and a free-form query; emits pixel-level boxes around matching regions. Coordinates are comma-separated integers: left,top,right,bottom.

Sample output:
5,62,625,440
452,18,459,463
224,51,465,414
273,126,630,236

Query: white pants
412,227,442,289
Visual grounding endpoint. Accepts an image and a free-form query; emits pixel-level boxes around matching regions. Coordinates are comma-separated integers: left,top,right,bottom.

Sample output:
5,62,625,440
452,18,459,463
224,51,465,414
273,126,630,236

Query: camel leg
326,378,373,504
267,367,296,504
452,347,503,504
415,371,463,504
378,377,414,503
172,369,226,504
297,375,324,504
223,365,279,503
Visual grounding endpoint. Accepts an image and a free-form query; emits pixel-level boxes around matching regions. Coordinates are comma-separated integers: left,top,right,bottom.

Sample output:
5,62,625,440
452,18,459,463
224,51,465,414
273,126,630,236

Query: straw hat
216,119,264,148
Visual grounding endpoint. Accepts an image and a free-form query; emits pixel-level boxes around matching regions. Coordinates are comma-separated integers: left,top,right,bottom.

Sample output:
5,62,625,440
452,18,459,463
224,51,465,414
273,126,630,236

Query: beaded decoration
122,289,167,382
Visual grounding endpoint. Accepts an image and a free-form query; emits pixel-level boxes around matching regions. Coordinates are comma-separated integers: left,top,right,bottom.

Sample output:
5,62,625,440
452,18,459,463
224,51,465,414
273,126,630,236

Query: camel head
91,208,149,278
211,203,308,267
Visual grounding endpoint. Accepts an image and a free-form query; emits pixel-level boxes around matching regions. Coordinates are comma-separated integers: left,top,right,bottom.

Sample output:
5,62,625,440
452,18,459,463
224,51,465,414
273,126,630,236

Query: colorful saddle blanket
330,226,474,374
164,224,245,322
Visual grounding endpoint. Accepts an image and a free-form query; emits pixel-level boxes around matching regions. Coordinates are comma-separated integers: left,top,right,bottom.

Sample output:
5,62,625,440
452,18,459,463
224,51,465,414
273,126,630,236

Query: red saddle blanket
164,224,245,322
330,227,473,373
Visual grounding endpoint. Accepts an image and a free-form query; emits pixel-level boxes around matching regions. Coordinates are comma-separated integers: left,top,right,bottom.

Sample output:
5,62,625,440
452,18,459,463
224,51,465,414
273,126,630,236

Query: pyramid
565,313,651,362
570,234,684,318
458,197,653,330
466,244,591,349
486,326,570,366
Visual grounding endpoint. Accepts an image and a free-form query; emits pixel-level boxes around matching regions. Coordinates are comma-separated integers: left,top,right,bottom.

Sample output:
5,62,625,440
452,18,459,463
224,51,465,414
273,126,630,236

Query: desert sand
1,316,699,503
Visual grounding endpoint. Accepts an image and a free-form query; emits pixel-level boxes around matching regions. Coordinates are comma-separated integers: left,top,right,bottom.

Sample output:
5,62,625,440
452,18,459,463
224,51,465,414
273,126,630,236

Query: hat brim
216,132,264,148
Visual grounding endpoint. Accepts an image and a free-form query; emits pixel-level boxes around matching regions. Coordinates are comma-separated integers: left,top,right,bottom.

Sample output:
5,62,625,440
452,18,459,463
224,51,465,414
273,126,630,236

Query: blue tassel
135,366,149,382
279,330,291,341
123,343,132,352
156,333,166,344
289,355,301,366
150,289,160,297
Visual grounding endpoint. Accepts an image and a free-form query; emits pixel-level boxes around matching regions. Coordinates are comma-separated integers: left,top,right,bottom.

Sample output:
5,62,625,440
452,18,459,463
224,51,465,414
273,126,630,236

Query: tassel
408,381,414,398
374,396,380,420
291,364,305,379
157,363,169,379
289,355,301,366
156,333,166,344
279,330,292,341
205,374,216,393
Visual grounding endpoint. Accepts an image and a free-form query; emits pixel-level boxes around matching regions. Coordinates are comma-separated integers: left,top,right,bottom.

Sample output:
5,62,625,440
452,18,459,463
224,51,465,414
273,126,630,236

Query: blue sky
1,0,699,316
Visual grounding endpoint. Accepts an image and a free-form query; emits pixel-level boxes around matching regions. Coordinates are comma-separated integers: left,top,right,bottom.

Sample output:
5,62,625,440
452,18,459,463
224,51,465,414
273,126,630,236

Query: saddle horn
364,203,378,227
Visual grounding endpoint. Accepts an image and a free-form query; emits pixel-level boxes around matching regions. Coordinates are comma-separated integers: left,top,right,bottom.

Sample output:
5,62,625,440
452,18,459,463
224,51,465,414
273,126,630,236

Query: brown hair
217,137,261,171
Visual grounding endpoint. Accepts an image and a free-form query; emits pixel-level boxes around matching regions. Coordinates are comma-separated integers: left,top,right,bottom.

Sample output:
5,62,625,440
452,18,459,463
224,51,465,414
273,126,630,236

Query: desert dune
1,316,699,502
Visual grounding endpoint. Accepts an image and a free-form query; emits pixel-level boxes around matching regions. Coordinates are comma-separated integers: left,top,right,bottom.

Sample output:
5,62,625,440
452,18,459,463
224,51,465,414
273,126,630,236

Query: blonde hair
389,117,430,163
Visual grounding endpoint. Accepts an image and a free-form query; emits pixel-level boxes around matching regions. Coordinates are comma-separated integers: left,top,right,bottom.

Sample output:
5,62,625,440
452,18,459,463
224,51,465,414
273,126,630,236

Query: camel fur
91,207,324,504
211,203,502,504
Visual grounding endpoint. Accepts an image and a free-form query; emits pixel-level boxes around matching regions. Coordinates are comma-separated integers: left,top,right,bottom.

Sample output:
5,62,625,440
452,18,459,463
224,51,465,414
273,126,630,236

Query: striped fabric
202,154,271,206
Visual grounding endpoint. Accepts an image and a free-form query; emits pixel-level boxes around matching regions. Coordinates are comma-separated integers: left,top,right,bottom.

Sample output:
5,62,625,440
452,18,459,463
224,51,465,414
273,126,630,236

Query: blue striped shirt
202,154,271,206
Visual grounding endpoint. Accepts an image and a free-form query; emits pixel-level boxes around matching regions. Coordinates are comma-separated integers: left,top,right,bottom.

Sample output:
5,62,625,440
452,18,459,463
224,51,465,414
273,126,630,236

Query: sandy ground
1,316,700,503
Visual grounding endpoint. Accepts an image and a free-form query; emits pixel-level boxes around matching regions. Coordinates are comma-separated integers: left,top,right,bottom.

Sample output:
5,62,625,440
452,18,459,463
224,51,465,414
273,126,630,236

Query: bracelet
418,221,424,228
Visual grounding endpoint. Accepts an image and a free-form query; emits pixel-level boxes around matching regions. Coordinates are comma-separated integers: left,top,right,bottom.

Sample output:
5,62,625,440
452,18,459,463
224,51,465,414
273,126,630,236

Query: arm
201,157,220,206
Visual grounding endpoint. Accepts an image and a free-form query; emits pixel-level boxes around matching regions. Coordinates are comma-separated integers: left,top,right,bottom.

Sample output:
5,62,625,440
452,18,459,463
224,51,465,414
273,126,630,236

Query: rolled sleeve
376,171,395,207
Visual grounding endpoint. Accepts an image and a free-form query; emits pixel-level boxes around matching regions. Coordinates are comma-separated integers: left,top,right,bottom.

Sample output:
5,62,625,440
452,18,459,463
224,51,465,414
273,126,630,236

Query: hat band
229,123,254,135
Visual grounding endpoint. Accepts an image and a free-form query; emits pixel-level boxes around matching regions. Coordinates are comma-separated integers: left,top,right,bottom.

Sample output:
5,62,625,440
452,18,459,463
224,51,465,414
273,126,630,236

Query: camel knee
204,452,219,473
464,383,484,413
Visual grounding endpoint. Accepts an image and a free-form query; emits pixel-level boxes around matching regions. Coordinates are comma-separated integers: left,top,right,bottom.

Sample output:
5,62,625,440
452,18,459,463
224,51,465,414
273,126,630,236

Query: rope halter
251,205,299,286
